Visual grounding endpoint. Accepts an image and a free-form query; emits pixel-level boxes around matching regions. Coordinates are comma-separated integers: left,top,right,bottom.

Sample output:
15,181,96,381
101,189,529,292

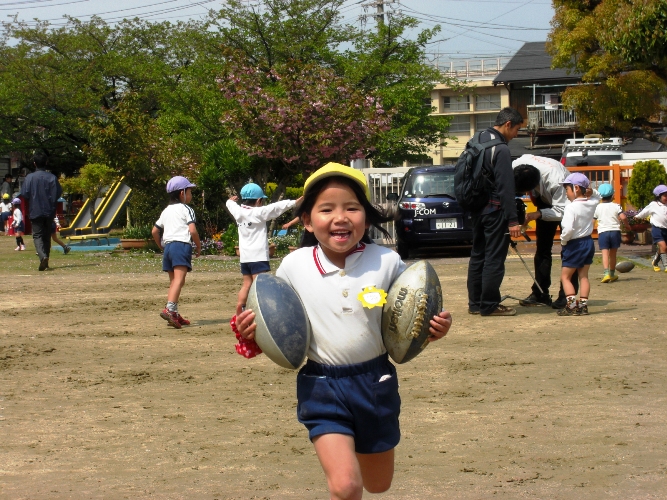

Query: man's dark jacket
478,127,518,226
21,169,62,219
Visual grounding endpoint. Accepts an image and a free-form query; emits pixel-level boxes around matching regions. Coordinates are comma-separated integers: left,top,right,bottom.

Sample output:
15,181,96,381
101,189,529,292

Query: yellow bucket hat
303,162,370,200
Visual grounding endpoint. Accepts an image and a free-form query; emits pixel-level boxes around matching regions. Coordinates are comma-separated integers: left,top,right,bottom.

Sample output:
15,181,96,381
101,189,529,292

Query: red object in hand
230,315,263,359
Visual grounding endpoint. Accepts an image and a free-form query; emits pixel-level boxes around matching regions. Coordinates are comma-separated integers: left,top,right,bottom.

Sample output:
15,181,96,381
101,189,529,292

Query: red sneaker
160,309,182,329
175,313,190,326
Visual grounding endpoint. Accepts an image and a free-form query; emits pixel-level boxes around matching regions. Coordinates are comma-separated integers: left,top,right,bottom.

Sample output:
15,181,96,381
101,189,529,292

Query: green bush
220,223,239,256
122,224,154,239
628,159,667,209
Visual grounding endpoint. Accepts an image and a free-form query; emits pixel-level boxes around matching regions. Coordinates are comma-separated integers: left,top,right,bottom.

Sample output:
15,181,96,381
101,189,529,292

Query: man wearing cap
20,153,62,271
512,154,576,309
226,183,302,315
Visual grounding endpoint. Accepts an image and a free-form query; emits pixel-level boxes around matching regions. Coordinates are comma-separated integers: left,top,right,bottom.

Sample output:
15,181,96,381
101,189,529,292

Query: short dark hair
169,190,183,202
296,175,391,247
494,107,523,127
31,153,48,169
4,174,11,180
513,164,541,193
241,199,259,205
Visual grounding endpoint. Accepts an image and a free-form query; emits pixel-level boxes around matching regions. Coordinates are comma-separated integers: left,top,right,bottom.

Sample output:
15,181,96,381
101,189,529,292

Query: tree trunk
89,203,97,234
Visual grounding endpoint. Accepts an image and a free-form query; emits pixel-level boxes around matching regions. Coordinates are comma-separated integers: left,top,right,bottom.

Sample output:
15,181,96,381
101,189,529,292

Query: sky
1,0,555,60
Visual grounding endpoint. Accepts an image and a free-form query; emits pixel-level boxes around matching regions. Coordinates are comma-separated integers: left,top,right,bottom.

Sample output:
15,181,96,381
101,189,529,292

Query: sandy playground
1,236,666,499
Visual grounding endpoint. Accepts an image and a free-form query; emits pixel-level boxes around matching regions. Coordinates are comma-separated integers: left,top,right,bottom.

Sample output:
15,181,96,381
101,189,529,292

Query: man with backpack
463,107,523,316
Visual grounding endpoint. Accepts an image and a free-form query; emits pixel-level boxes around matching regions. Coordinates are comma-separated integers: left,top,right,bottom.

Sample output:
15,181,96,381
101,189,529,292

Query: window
448,115,470,134
475,94,501,110
443,95,470,112
475,113,496,131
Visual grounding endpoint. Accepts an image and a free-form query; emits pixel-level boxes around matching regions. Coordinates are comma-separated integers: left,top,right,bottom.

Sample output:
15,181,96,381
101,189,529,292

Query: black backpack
453,131,505,212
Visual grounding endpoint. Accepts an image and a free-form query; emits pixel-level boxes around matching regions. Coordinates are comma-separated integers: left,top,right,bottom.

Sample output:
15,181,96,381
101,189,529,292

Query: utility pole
360,0,400,27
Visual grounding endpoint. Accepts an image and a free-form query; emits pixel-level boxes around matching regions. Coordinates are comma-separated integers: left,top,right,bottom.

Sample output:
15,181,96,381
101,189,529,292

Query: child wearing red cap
152,176,201,328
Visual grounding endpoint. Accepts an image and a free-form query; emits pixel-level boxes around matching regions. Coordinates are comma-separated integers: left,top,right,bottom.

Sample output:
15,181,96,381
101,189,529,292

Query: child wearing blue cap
558,173,600,316
635,184,667,272
152,176,201,329
226,183,302,316
594,183,631,282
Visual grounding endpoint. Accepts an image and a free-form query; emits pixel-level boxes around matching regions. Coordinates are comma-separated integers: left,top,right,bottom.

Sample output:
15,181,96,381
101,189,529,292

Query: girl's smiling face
660,193,667,204
302,180,369,267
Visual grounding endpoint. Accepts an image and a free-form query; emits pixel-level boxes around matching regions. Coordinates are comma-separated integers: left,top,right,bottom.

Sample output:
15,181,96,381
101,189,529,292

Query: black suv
388,166,472,259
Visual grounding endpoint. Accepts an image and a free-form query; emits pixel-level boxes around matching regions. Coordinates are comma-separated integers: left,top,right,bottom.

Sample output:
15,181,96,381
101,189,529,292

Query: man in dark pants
20,153,62,271
512,154,577,309
467,107,523,317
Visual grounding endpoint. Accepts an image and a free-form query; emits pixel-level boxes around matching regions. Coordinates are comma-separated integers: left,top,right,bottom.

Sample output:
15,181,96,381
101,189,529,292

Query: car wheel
396,241,410,260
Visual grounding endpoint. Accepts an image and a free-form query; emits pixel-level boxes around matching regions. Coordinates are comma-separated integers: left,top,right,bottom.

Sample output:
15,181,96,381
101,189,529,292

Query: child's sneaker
579,304,589,315
609,275,618,282
601,274,611,283
14,246,20,251
557,306,580,316
20,244,25,251
160,309,182,329
175,313,190,326
654,266,661,272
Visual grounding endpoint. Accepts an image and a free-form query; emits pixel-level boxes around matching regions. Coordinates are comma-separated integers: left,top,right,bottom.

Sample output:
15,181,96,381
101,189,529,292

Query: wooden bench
65,234,111,245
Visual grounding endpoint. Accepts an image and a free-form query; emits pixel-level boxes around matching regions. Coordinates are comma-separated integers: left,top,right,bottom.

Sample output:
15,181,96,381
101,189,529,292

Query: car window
403,171,455,198
565,152,623,167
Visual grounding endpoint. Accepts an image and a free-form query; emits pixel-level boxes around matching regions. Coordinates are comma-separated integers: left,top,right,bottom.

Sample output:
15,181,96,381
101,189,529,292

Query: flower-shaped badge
357,285,387,309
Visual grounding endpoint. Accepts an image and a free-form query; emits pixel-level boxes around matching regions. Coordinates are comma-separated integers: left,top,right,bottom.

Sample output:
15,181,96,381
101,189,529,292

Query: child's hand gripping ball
246,273,311,369
381,260,443,364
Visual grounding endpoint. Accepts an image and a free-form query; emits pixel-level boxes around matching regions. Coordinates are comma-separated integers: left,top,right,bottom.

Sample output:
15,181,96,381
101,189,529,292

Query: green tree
60,163,118,234
548,0,667,134
627,160,667,210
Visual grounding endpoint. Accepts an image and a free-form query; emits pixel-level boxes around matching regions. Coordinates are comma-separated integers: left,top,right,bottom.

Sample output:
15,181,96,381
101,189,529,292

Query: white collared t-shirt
594,202,623,233
636,201,667,229
276,243,406,366
154,203,196,244
560,195,600,245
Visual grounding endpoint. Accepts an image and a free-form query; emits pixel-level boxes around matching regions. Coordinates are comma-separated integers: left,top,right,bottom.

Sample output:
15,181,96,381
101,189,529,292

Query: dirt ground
1,235,666,500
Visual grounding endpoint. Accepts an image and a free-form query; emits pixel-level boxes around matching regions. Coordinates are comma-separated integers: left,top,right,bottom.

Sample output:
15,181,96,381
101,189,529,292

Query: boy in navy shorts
558,173,600,316
152,176,201,329
225,183,301,315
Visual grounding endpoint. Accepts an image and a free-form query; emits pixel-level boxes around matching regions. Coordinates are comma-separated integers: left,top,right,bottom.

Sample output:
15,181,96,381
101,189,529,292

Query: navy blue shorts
162,241,192,272
1,212,10,223
598,230,621,250
240,261,270,275
13,222,24,233
562,236,595,268
296,353,401,454
651,225,667,244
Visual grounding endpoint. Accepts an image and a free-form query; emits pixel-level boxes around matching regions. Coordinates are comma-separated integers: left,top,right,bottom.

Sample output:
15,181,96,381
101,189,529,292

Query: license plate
435,218,457,229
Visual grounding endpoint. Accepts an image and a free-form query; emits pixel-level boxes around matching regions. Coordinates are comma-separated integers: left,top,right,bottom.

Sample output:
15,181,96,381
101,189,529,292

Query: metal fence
527,104,577,131
360,167,410,243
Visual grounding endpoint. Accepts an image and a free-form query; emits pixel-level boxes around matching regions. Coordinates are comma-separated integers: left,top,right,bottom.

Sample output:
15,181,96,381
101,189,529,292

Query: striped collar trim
313,242,366,275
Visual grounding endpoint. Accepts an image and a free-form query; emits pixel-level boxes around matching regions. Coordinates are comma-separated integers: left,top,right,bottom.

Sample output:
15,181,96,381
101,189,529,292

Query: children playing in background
152,176,201,329
225,183,301,316
51,216,71,254
635,184,667,272
11,198,25,250
558,173,599,316
1,193,11,233
235,163,452,499
594,183,631,282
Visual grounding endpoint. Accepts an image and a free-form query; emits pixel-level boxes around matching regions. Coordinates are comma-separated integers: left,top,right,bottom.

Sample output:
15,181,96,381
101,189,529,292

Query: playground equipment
60,178,131,240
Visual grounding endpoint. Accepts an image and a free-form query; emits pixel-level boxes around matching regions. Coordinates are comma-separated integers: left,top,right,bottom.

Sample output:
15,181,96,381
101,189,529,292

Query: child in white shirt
558,174,599,316
11,198,25,251
152,176,201,329
594,183,631,282
636,184,667,272
1,194,12,233
225,183,301,316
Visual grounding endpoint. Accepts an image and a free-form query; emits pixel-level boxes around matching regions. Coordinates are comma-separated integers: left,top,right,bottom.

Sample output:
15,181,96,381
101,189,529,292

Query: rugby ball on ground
381,260,443,364
616,261,635,273
246,274,311,369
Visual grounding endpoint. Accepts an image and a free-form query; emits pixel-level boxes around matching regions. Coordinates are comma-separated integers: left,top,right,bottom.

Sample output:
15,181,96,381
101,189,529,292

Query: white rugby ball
381,260,443,364
246,273,311,369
